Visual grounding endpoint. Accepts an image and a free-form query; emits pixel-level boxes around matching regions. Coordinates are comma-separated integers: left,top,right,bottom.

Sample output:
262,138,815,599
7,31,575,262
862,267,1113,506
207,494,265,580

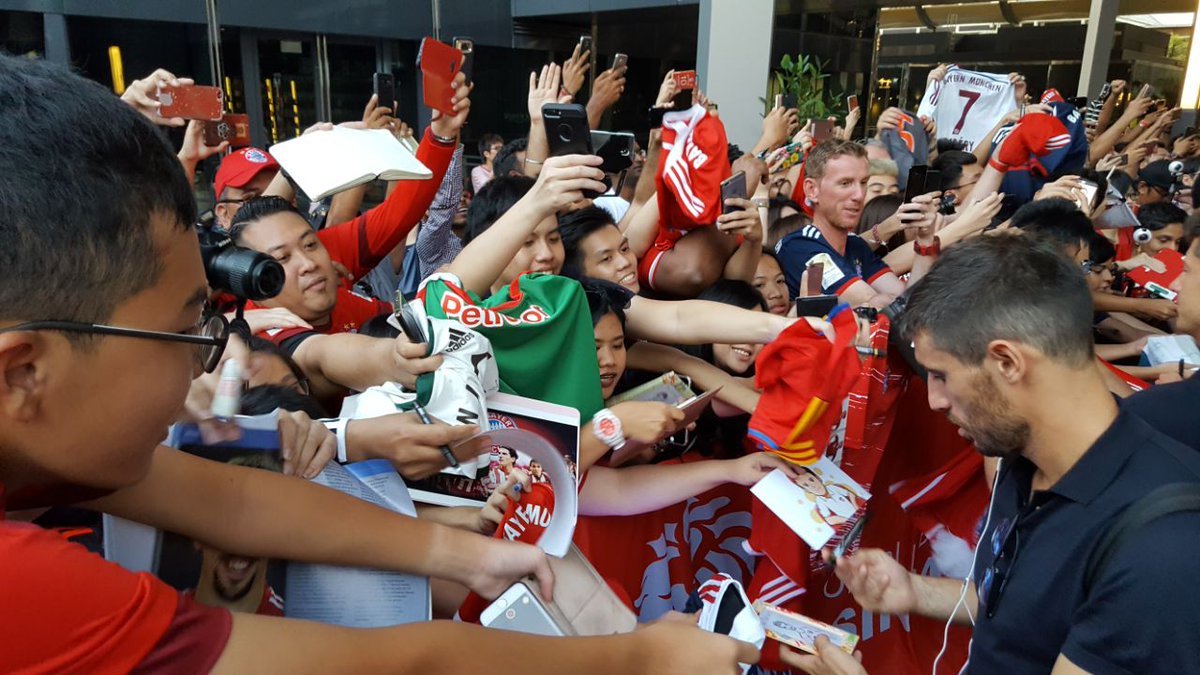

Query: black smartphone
612,53,628,72
543,103,609,198
373,72,396,110
648,106,667,129
923,168,942,194
720,171,747,214
903,165,930,203
452,37,474,84
579,35,593,55
591,130,635,175
1069,96,1089,110
774,93,797,110
392,293,427,344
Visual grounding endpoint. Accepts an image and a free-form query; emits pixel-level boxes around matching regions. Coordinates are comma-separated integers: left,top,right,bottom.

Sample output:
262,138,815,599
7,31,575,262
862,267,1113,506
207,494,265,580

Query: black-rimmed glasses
0,314,230,373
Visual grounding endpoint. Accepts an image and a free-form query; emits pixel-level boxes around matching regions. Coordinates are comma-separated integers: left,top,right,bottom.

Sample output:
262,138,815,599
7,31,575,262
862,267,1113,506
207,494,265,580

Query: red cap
214,148,279,199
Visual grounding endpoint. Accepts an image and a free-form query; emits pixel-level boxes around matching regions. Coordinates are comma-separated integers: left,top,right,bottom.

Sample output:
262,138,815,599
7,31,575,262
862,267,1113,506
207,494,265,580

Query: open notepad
269,127,432,202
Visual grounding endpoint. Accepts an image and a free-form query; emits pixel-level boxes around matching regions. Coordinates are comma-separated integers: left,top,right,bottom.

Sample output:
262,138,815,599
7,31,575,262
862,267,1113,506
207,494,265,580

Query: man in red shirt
0,56,752,674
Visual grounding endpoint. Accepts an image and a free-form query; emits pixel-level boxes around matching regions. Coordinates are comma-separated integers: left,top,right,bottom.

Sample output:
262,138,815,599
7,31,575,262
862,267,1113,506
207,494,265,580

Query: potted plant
765,53,845,118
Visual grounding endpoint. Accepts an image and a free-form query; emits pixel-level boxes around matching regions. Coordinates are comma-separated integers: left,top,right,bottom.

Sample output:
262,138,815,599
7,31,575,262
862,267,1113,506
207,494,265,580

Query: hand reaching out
588,67,627,116
715,200,764,242
830,547,919,615
277,410,337,479
727,453,800,487
122,68,194,126
526,154,607,214
760,106,800,152
843,105,862,140
528,63,565,123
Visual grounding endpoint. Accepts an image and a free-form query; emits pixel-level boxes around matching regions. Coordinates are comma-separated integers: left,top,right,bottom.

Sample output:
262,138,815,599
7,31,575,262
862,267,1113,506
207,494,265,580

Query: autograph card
755,602,859,655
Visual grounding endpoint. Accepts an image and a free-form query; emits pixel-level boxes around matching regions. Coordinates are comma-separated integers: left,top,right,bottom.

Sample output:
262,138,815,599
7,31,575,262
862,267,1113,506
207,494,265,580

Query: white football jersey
917,66,1016,152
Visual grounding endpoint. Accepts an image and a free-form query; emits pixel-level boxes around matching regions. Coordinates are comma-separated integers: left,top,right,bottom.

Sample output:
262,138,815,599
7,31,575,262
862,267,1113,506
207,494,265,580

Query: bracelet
870,224,882,245
524,157,544,166
321,417,349,463
431,131,458,145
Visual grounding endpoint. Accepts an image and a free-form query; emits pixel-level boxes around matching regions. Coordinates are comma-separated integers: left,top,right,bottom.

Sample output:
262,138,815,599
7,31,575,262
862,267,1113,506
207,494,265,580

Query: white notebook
270,127,432,202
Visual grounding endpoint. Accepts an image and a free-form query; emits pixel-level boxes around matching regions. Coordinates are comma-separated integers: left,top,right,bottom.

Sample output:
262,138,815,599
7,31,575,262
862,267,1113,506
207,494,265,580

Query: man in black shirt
1122,229,1200,449
795,235,1200,674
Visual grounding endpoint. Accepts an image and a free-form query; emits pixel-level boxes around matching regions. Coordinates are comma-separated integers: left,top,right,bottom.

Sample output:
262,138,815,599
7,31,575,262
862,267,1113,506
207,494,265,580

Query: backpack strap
1083,482,1200,598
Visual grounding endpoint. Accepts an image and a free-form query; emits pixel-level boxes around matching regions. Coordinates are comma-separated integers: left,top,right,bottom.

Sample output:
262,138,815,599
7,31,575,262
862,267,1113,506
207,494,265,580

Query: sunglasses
978,516,1020,619
0,314,230,374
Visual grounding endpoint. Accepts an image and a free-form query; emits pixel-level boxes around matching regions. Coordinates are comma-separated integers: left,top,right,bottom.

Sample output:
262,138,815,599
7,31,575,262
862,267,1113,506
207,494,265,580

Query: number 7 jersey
917,66,1015,151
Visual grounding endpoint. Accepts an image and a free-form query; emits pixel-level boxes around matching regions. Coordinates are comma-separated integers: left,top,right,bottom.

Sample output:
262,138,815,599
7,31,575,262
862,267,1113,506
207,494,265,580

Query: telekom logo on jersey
440,293,551,328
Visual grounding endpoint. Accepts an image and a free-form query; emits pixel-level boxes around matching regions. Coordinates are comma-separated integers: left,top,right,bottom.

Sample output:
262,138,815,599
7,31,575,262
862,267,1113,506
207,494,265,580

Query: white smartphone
480,582,566,636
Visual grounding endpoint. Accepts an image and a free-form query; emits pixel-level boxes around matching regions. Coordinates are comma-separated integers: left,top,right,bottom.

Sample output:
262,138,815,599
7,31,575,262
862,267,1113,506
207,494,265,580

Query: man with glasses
214,147,281,229
813,235,1200,674
0,55,754,674
933,150,982,209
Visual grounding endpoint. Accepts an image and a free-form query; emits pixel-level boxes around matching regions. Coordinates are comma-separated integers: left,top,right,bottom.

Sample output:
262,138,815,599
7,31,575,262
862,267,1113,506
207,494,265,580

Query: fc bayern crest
488,412,517,430
244,148,270,164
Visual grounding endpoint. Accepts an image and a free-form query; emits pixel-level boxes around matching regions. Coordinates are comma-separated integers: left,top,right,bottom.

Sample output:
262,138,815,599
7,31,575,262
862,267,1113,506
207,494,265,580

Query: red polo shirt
0,482,232,673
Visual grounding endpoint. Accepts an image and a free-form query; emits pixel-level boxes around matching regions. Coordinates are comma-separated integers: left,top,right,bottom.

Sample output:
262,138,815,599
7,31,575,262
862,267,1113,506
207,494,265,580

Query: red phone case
158,85,224,121
418,37,464,116
674,70,697,91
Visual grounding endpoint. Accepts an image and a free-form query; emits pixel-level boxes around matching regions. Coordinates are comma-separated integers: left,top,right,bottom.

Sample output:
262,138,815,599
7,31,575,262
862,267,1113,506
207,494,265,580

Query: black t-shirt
1122,375,1200,450
967,409,1200,673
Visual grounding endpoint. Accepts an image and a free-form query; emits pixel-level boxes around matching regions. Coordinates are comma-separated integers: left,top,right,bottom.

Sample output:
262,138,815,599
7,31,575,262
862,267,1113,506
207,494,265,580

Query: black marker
826,514,871,571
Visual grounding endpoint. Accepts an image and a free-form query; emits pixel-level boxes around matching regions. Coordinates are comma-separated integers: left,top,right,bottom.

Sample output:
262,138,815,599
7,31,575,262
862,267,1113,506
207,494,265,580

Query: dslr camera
196,226,285,302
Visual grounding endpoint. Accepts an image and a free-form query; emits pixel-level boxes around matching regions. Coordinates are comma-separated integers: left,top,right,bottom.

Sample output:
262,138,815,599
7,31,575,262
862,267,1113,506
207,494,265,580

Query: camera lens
198,227,286,301
557,123,573,143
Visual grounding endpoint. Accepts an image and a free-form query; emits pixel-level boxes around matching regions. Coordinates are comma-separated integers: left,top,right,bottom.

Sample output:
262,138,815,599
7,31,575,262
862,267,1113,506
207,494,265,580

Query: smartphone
847,94,859,112
480,582,567,636
157,84,223,121
811,119,835,143
720,171,747,214
372,72,396,110
795,262,838,317
452,37,474,84
392,293,428,344
673,70,697,91
1069,96,1089,110
543,103,609,198
1079,179,1100,212
903,165,930,203
774,93,798,110
923,168,942,194
203,113,251,147
578,35,593,55
591,130,635,175
648,106,667,129
612,53,628,72
417,37,464,116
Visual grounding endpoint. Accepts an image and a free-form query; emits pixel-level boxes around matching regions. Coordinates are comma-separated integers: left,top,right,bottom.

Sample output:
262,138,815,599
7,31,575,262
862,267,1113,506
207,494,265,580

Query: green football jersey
418,273,604,419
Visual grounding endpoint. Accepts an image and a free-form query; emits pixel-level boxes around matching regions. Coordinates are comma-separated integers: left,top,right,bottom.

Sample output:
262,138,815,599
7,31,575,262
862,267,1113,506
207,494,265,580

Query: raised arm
446,155,606,295
626,341,760,413
624,294,824,346
415,145,466,275
524,63,566,179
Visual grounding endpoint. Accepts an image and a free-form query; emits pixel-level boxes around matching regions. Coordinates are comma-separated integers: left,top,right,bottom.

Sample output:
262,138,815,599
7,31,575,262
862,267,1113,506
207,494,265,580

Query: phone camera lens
557,123,573,143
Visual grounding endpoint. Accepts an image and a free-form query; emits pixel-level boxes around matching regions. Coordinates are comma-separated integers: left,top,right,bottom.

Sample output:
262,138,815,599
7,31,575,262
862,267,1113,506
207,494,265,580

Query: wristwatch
914,236,941,257
592,408,626,450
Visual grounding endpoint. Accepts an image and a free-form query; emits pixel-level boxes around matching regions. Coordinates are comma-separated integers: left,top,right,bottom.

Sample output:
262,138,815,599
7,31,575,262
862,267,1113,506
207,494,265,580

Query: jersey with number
416,272,604,419
917,66,1015,151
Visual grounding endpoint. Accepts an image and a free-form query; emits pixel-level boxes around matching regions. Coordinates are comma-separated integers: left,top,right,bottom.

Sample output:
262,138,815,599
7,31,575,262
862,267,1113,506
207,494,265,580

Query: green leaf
781,54,793,70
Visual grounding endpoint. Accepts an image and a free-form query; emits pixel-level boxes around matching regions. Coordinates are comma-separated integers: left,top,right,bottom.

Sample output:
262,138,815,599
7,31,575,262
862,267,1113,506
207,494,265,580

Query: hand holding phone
847,95,859,112
811,119,835,143
612,53,628,73
543,103,610,199
372,72,396,111
417,37,465,116
903,165,930,203
720,171,747,214
672,70,697,110
795,261,839,317
480,582,567,636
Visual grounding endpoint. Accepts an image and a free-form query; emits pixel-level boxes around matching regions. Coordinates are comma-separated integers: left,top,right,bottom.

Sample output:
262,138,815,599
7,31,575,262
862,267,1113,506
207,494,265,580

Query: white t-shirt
917,66,1015,152
593,194,631,223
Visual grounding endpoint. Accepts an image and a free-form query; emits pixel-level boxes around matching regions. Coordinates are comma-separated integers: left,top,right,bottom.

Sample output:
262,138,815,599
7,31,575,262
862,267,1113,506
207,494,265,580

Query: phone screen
904,166,929,203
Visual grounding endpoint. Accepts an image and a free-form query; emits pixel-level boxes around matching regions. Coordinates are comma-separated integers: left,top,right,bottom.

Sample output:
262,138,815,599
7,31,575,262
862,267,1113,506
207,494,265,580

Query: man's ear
986,339,1026,386
804,176,818,204
0,334,49,423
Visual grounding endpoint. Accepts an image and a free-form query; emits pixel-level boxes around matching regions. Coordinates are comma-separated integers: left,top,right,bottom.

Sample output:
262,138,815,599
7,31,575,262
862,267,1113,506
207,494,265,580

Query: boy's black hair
463,175,536,245
0,55,196,329
228,196,306,243
492,138,529,178
240,384,328,419
559,206,619,280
